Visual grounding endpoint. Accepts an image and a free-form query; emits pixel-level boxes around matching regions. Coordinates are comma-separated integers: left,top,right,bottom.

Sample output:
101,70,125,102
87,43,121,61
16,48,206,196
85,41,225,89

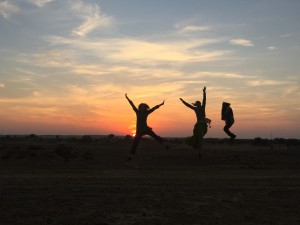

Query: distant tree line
1,134,300,148
253,137,300,147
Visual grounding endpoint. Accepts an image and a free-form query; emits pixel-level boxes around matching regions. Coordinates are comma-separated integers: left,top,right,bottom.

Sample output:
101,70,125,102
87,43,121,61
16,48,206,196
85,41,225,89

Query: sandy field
0,136,300,225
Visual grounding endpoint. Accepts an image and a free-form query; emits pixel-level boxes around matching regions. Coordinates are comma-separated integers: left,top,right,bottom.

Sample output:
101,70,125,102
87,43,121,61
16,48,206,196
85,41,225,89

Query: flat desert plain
0,136,300,225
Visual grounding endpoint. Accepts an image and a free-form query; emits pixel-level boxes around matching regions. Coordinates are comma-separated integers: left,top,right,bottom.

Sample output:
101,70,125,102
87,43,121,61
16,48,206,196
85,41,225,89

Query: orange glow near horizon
1,88,299,139
1,102,299,139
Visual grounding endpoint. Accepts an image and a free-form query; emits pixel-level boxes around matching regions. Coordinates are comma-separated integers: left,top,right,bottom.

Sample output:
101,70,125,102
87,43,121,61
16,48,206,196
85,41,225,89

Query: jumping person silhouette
221,102,236,141
125,93,168,162
180,87,209,158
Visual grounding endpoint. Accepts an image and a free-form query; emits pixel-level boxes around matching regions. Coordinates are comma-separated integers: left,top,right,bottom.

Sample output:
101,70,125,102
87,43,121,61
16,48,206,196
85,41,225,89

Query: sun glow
129,124,136,138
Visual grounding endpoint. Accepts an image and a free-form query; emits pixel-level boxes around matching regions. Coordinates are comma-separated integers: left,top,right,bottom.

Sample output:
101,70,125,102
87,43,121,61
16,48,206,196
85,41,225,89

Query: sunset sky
0,0,300,138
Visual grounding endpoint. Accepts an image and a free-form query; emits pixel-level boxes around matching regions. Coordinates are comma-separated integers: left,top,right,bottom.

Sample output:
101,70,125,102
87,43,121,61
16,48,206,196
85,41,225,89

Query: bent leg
224,122,234,137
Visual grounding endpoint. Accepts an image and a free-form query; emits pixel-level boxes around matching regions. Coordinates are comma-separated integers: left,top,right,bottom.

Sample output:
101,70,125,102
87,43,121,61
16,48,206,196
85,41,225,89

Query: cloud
70,0,113,37
281,86,299,97
193,71,253,79
174,21,211,34
230,38,254,47
280,34,292,38
18,49,76,68
106,39,224,63
0,83,109,128
176,25,210,34
247,79,295,87
27,0,55,7
0,0,19,19
45,35,226,64
267,46,277,51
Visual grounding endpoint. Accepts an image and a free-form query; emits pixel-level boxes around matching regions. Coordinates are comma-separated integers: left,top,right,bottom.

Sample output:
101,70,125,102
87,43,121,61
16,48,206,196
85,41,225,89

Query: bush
81,135,93,143
124,135,132,141
253,137,269,146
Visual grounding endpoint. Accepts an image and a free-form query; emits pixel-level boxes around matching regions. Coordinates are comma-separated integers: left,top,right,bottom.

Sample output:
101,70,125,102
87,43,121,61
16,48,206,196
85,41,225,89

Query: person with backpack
221,102,236,141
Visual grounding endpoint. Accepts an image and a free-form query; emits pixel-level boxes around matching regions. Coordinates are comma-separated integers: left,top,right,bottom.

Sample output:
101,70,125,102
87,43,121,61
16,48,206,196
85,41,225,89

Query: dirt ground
0,137,300,225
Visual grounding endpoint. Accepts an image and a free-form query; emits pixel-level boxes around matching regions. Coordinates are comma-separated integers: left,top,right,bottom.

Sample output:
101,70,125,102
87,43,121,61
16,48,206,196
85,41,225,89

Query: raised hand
203,86,206,92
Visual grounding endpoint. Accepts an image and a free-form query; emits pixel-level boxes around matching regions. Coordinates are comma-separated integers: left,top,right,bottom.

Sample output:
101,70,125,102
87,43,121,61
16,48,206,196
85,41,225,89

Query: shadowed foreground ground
0,138,300,225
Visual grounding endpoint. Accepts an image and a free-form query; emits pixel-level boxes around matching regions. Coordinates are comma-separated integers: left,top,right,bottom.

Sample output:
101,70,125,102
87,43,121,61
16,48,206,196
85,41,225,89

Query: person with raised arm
180,87,210,158
125,93,169,162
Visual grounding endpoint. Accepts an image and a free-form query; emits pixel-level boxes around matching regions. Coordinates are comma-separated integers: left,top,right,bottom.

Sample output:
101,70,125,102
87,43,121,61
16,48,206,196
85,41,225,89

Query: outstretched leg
147,129,164,143
147,129,169,149
224,121,236,140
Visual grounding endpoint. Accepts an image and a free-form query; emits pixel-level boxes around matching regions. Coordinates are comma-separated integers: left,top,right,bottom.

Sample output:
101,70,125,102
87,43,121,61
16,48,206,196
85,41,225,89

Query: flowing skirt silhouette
186,121,207,149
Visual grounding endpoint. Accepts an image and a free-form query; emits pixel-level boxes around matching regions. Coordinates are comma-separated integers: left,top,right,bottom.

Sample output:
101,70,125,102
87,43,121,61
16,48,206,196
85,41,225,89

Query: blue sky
0,0,300,138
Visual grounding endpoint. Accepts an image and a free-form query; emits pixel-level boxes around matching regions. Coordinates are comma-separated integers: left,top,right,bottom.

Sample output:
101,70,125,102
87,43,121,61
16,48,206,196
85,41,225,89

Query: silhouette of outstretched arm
180,98,194,110
125,93,138,112
202,86,206,108
148,100,165,114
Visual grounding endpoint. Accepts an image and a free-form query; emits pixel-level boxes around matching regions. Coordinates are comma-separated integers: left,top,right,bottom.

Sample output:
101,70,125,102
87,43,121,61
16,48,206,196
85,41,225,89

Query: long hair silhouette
125,93,168,162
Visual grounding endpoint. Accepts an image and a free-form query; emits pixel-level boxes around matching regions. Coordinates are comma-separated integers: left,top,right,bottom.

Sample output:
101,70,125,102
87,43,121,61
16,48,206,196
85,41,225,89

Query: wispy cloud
280,33,292,38
70,0,114,37
267,46,277,50
281,86,299,97
0,0,19,20
27,0,55,7
176,25,210,34
247,79,295,87
18,49,76,68
45,36,226,64
193,71,254,79
230,38,254,47
106,39,225,63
